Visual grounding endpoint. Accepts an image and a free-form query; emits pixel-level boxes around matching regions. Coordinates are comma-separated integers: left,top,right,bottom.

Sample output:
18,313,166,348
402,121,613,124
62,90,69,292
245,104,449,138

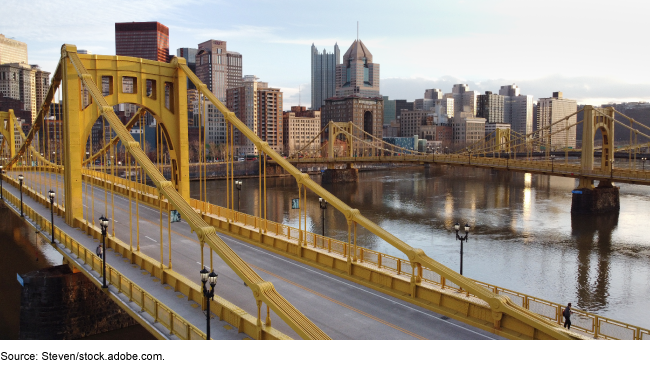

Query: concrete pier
571,185,620,214
322,167,359,183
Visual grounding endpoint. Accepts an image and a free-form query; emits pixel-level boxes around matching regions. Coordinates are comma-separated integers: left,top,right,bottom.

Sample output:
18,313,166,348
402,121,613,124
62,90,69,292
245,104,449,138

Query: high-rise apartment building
283,106,321,155
311,44,340,110
0,63,48,123
335,40,380,98
537,92,577,149
0,34,28,64
476,91,505,125
115,22,170,62
452,84,478,118
196,40,243,99
499,84,533,135
226,76,283,155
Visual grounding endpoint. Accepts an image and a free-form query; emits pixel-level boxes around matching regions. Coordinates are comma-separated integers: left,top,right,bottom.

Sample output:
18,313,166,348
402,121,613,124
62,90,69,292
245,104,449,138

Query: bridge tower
61,45,190,227
0,110,17,158
323,121,358,183
572,106,619,213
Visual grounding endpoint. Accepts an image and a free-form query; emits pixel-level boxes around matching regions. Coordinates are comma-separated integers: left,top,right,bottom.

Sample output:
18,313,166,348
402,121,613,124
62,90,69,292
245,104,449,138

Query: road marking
250,263,428,340
144,236,157,242
71,175,496,339
222,236,497,340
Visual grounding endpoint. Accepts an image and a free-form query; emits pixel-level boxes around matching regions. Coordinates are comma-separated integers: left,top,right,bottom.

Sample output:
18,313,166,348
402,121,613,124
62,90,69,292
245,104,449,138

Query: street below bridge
12,171,502,340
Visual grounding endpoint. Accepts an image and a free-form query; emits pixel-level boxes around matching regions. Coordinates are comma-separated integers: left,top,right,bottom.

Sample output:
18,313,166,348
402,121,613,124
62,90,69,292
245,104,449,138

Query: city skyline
2,0,649,108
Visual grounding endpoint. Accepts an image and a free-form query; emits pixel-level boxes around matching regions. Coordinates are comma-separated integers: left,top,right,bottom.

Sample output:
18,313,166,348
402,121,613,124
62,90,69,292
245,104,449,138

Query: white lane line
144,236,157,242
113,219,118,223
219,234,497,340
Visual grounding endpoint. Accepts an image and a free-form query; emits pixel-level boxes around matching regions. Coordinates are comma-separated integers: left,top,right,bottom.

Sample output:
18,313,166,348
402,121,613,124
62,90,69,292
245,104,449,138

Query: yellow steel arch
328,122,354,158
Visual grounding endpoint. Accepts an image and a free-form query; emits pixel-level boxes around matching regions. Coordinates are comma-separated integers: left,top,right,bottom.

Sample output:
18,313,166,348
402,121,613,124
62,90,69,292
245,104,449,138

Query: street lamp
319,197,327,236
454,222,470,275
99,215,109,288
18,174,24,217
200,268,218,340
235,180,242,211
48,190,55,244
642,157,647,171
0,165,3,200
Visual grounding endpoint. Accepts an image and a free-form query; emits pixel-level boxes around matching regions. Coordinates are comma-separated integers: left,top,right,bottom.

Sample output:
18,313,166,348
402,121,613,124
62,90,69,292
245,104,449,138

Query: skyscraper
537,92,577,149
0,34,28,64
311,44,340,110
499,84,533,135
115,22,170,62
177,47,198,89
322,39,383,144
452,84,478,118
226,76,283,155
335,40,380,98
196,40,243,99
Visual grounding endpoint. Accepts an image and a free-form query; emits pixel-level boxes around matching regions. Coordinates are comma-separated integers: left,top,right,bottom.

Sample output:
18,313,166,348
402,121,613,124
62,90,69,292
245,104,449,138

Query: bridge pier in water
322,163,359,183
19,264,137,340
571,179,620,214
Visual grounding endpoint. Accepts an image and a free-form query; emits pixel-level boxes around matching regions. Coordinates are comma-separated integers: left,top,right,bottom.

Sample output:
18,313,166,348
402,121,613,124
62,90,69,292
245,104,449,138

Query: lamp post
99,216,109,288
319,197,327,236
454,222,470,275
200,268,218,340
642,157,647,171
468,148,472,165
235,180,242,211
48,190,55,243
18,174,24,217
445,147,448,155
0,165,3,200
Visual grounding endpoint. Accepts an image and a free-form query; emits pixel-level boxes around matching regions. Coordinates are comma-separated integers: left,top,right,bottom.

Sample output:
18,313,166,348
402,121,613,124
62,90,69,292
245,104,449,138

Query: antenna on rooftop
357,21,359,41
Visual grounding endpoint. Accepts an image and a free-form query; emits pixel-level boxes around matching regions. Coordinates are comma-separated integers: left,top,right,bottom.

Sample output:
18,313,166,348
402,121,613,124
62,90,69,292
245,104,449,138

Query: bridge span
3,44,650,340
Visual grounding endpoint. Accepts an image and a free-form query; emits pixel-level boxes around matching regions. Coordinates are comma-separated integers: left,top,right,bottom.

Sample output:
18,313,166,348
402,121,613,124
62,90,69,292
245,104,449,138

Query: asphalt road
17,171,503,340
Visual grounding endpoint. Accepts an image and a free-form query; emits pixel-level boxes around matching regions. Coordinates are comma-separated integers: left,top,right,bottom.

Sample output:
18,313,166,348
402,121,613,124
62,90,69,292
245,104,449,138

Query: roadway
13,170,503,340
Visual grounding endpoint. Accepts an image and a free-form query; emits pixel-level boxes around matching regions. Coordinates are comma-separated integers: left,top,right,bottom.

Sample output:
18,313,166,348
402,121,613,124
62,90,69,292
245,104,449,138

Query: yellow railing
1,175,291,340
76,166,650,340
1,183,205,340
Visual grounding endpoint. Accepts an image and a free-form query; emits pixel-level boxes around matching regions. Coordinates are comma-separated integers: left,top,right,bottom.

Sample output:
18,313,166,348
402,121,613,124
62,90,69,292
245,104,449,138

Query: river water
192,165,650,329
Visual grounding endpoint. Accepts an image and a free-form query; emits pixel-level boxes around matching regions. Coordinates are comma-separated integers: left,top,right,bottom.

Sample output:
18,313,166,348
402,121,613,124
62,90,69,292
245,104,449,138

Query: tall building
453,112,486,146
0,34,28,64
424,89,443,100
434,98,454,119
0,63,48,123
382,96,396,125
322,39,384,147
196,40,243,99
115,22,170,62
400,110,430,138
226,76,283,155
335,40,380,98
414,98,435,111
452,84,478,118
283,106,321,155
537,92,577,149
177,47,198,89
499,84,533,135
311,44,340,110
476,91,505,124
395,100,413,119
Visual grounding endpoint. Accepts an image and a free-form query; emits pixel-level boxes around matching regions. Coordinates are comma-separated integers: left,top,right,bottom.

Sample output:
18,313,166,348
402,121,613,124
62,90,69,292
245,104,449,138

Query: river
192,164,650,329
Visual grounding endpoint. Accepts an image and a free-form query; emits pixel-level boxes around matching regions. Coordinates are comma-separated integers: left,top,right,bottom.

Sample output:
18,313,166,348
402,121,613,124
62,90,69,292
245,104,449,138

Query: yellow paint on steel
59,45,329,340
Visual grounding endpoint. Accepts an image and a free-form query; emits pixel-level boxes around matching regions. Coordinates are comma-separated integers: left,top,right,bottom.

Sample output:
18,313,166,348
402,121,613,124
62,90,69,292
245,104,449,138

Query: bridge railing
1,183,206,340
183,194,650,340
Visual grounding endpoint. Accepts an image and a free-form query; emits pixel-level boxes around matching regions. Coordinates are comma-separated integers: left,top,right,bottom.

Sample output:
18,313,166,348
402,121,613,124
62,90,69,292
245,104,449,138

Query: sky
3,0,650,108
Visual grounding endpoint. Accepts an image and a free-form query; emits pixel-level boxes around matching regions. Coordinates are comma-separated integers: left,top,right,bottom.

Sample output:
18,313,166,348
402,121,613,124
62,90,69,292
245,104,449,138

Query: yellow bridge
1,45,648,340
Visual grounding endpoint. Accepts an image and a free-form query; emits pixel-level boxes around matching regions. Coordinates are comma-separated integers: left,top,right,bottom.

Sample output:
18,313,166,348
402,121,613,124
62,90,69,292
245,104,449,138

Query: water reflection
571,213,617,312
194,165,650,327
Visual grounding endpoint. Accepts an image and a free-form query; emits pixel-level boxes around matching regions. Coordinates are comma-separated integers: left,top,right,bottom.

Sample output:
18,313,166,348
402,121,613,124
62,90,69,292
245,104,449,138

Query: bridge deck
17,171,503,340
3,178,252,340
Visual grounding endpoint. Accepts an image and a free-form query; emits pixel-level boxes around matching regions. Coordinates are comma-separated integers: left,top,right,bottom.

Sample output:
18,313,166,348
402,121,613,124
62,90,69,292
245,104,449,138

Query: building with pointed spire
311,44,339,111
334,40,380,98
321,39,383,144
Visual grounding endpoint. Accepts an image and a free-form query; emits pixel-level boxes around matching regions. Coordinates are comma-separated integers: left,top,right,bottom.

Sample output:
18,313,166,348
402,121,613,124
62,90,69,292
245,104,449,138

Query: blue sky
3,0,649,107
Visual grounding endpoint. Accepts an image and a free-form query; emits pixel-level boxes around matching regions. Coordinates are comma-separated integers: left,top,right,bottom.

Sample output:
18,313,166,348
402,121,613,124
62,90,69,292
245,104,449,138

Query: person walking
563,303,572,330
96,244,103,259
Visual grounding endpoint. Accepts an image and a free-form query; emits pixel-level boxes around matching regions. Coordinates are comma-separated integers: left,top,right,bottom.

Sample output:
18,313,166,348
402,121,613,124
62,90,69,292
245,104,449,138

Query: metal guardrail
1,184,206,340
